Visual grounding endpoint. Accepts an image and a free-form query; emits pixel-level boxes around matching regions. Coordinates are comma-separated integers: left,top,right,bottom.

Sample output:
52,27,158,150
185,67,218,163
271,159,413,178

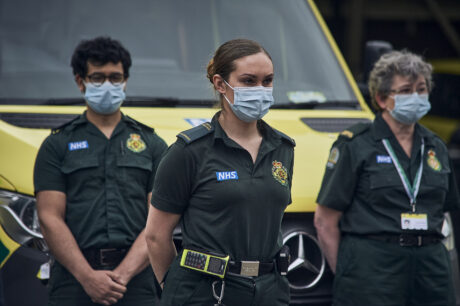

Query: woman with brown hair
145,38,295,306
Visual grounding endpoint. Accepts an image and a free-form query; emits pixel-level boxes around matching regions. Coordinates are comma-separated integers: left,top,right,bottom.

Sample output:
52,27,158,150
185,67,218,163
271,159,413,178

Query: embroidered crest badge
427,149,441,171
126,133,146,153
326,147,340,169
272,160,289,186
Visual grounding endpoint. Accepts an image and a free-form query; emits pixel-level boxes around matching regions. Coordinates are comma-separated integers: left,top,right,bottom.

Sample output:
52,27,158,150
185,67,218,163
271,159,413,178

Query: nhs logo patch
376,155,392,164
68,141,89,151
216,171,238,181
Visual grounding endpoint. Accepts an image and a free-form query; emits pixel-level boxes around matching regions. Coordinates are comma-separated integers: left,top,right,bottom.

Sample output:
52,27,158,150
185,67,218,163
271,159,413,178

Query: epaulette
416,123,444,146
417,123,437,138
338,122,371,140
273,129,296,146
177,122,214,144
126,115,154,133
51,115,81,135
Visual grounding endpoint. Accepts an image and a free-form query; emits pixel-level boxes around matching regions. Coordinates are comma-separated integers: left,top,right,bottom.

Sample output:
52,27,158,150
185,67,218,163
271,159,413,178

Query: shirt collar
211,112,226,142
120,113,142,131
73,111,133,137
70,111,133,126
371,113,395,141
69,112,89,127
211,111,281,148
372,113,434,145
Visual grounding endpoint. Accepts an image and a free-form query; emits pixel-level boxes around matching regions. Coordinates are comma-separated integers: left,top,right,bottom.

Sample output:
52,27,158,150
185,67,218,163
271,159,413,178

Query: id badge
36,262,50,280
401,213,428,230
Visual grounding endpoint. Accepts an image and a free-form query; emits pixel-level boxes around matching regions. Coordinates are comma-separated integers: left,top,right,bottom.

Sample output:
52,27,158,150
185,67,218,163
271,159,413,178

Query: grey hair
368,50,433,111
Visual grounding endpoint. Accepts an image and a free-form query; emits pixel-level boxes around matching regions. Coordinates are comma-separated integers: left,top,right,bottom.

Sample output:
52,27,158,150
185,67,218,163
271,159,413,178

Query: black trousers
160,256,290,306
47,263,160,306
333,235,455,306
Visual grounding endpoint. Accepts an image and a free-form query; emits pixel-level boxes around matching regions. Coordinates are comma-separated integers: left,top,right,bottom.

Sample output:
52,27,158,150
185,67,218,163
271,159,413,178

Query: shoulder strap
125,115,154,133
338,122,371,140
177,122,214,144
273,128,296,146
51,115,81,134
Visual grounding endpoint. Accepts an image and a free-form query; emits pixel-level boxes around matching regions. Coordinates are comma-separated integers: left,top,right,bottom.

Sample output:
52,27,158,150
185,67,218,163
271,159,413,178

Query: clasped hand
81,270,127,305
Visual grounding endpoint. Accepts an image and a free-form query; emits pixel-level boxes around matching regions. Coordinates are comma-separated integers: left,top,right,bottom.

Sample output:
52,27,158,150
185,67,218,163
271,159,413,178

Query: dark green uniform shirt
34,112,167,249
152,113,295,262
317,114,460,236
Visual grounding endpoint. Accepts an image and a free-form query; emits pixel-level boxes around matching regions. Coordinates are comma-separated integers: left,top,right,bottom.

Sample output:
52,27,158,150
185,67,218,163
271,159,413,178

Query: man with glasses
34,36,167,305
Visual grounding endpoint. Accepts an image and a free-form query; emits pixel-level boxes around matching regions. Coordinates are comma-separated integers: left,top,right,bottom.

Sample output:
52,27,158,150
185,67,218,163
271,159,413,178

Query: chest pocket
368,171,408,207
116,155,153,186
422,169,449,191
116,155,152,171
61,156,100,201
369,171,401,190
61,157,99,174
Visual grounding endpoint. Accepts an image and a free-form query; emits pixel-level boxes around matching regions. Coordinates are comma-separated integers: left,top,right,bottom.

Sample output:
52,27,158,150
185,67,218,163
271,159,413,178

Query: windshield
0,0,357,107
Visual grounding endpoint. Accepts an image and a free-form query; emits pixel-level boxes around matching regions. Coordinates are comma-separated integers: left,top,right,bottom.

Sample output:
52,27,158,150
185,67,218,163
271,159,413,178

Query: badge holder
382,138,428,232
401,203,428,231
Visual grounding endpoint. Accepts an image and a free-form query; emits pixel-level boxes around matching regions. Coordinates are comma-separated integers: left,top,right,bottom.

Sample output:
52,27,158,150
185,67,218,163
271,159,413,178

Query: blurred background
315,0,460,79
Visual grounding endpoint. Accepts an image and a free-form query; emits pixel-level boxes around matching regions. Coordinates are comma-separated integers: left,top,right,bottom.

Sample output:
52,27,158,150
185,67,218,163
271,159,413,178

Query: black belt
361,234,442,247
227,260,275,277
82,248,128,268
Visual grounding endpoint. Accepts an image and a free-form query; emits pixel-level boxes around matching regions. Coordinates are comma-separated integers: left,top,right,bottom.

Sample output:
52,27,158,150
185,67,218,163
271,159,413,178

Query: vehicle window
430,74,460,119
0,0,357,106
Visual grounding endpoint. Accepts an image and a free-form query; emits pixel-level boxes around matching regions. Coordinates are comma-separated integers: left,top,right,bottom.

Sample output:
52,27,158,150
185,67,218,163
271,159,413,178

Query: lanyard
381,138,425,212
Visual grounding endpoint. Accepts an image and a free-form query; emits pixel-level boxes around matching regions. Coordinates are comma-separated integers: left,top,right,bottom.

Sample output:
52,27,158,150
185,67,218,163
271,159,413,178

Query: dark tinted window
430,74,460,119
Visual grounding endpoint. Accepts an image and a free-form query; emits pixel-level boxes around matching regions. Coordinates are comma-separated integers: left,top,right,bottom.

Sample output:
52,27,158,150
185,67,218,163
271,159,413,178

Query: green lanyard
382,138,425,212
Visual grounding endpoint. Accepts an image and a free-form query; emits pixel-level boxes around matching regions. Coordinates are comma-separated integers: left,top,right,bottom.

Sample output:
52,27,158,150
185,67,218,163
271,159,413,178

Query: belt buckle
399,235,411,247
99,248,117,266
399,235,422,247
240,261,259,277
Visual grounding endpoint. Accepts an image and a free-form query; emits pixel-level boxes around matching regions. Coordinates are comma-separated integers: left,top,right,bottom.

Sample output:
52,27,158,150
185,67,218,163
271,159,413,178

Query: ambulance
0,1,457,305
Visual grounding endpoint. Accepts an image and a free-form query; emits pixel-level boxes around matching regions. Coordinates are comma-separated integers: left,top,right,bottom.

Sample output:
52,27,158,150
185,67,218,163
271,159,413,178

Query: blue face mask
84,81,126,115
389,93,431,124
223,80,274,122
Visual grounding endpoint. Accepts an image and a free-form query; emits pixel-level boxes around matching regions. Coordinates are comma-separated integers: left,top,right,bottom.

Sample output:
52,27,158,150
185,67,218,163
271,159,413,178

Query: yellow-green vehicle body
420,114,458,144
1,1,457,305
0,106,373,208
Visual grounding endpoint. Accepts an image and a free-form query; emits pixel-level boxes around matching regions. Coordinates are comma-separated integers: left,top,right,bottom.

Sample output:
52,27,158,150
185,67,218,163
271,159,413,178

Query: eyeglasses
86,73,125,86
389,86,428,96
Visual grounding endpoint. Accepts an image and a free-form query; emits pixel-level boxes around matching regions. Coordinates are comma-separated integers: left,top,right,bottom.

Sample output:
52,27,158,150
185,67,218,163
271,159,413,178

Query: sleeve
443,158,460,212
33,136,66,193
146,133,168,192
151,141,195,214
316,139,359,212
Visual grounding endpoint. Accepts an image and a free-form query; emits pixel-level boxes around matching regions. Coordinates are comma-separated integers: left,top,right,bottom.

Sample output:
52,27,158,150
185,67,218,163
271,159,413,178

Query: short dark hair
71,36,132,78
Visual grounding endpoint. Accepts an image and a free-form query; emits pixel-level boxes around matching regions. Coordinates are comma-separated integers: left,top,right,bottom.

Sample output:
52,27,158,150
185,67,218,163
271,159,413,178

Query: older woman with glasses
314,50,460,306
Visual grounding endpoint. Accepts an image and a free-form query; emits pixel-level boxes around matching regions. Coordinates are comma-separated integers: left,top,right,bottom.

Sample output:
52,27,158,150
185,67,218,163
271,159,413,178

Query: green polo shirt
152,112,295,262
317,114,460,236
34,112,167,249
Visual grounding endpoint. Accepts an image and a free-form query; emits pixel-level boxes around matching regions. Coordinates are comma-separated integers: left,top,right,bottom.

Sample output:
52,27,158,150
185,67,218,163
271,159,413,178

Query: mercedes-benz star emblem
283,231,326,290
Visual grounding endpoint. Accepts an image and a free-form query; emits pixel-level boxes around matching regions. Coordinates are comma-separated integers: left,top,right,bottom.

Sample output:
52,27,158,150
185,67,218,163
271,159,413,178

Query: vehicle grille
0,113,78,129
301,118,372,133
